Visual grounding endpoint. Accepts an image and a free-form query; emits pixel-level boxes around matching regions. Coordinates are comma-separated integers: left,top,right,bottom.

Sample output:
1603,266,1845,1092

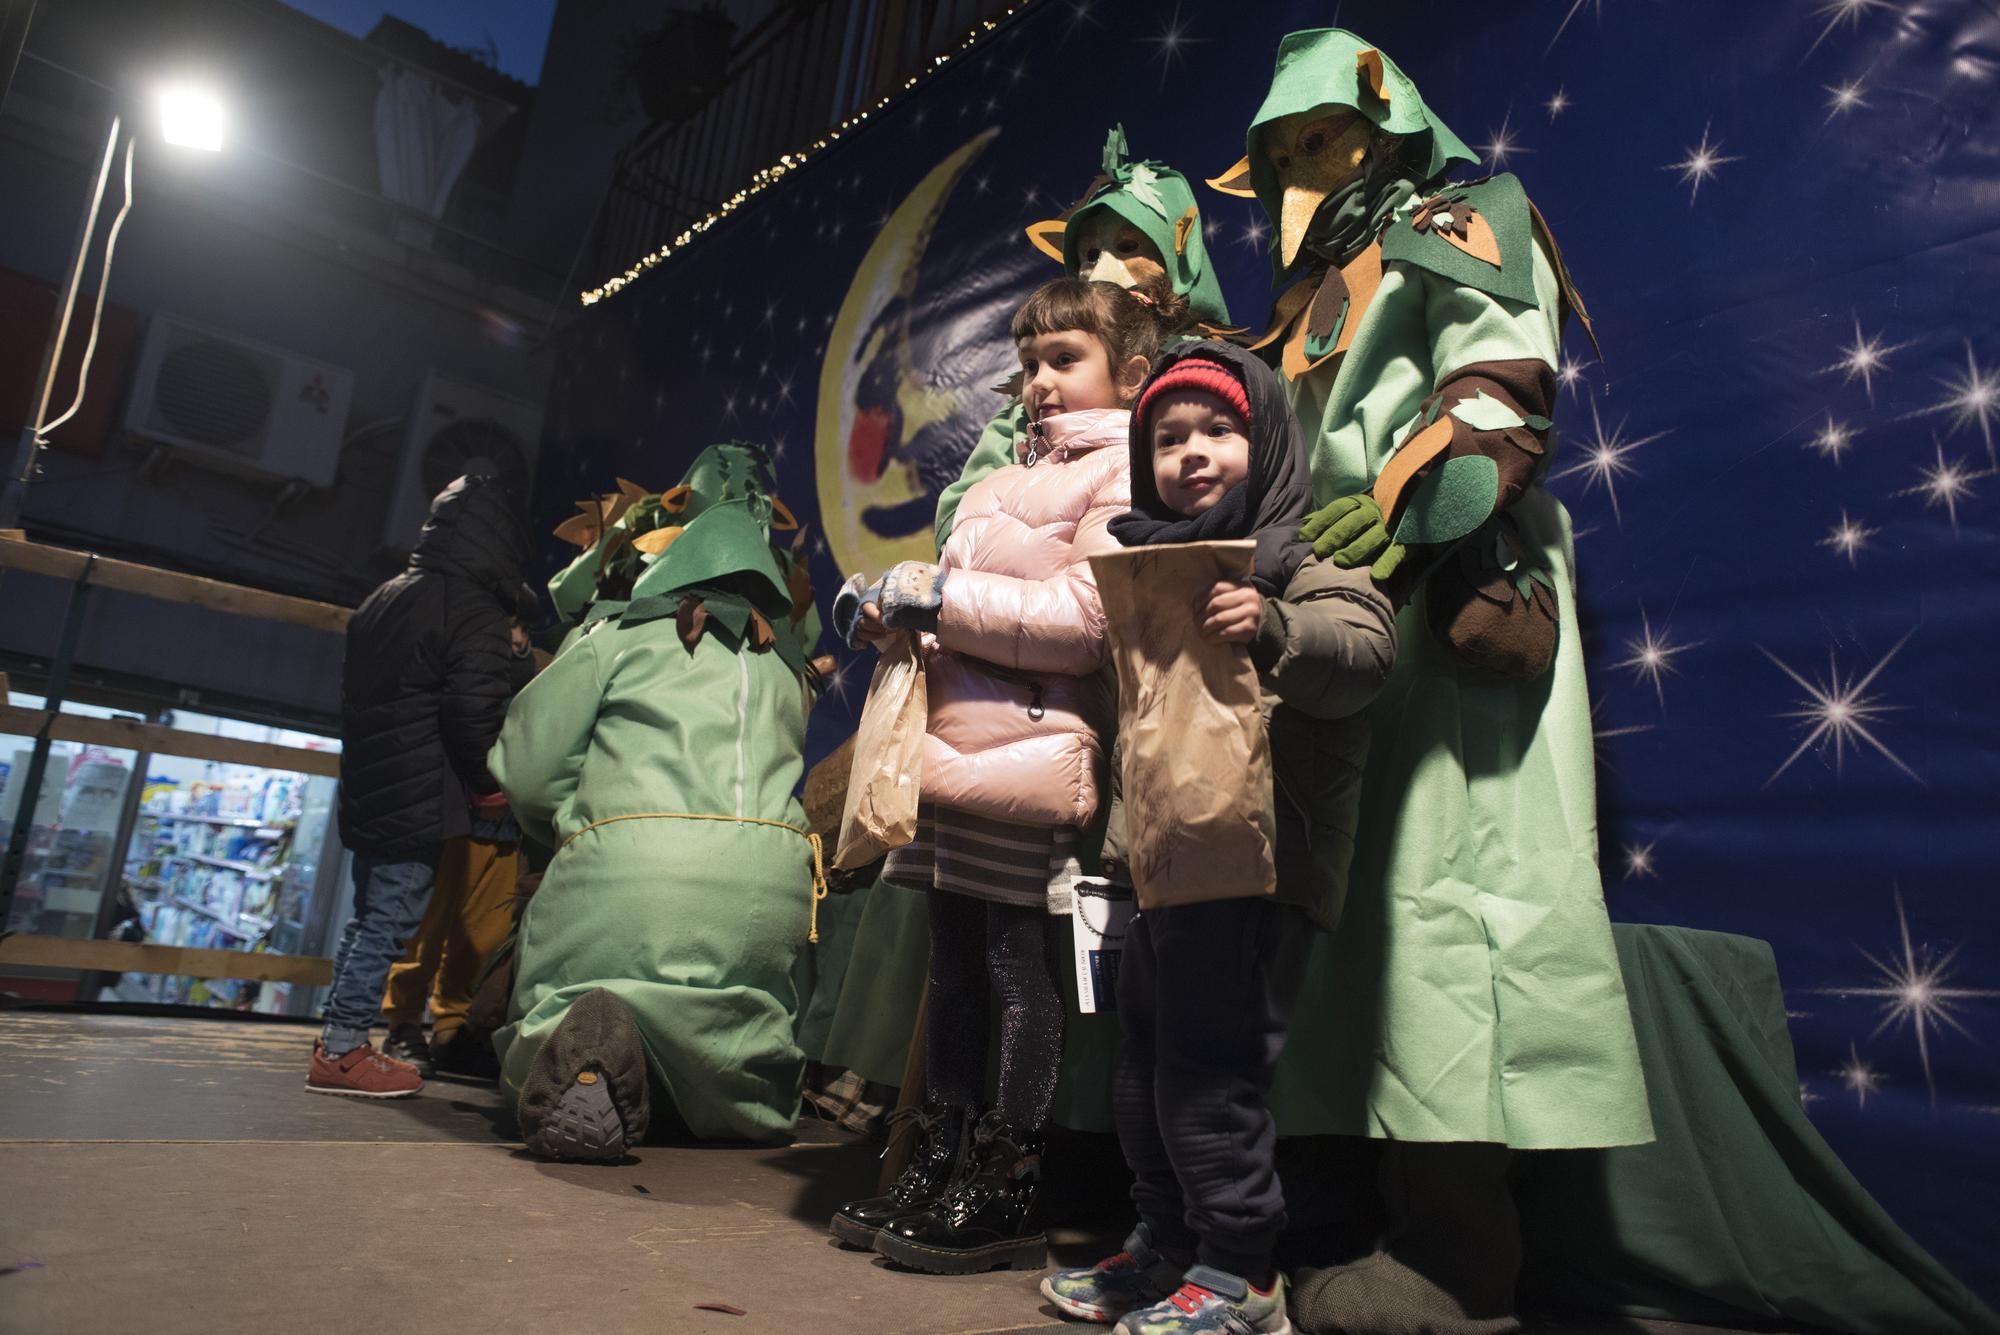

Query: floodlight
160,86,224,151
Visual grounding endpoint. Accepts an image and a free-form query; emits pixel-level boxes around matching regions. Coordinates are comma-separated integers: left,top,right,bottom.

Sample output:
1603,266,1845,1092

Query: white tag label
1070,877,1137,1014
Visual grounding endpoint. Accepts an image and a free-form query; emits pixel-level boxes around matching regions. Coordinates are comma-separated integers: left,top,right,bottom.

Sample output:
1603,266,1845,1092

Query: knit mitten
877,561,947,633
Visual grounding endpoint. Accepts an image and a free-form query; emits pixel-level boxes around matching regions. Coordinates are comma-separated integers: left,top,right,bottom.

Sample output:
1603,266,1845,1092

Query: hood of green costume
1245,29,1475,227
627,498,793,616
1062,127,1231,327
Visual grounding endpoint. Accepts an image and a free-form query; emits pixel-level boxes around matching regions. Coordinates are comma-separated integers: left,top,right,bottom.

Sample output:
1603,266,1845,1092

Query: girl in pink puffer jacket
833,276,1188,1276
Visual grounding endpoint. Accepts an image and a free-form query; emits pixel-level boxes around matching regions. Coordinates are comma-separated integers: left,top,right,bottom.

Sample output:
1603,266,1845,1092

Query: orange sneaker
306,1041,424,1099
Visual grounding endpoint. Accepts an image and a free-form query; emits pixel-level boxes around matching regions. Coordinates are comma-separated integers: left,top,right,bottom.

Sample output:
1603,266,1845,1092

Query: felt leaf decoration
1247,272,1318,353
1447,390,1528,433
1441,211,1503,269
1372,416,1456,520
1125,163,1167,219
748,610,776,651
676,596,708,650
659,484,692,513
632,524,683,555
1523,413,1553,433
1206,155,1257,199
1174,207,1197,256
615,477,649,504
1392,455,1501,546
769,496,800,531
1024,218,1067,263
1305,267,1350,344
1102,124,1129,178
1356,48,1389,104
553,507,603,547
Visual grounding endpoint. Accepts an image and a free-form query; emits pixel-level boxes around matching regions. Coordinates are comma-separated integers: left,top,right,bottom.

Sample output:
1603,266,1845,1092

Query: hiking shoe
524,1069,627,1162
430,1026,500,1081
306,1041,423,1099
382,1024,433,1075
1042,1226,1187,1323
1114,1266,1291,1335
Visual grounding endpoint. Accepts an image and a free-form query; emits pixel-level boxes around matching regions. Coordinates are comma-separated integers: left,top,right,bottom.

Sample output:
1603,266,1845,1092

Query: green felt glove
1300,494,1409,581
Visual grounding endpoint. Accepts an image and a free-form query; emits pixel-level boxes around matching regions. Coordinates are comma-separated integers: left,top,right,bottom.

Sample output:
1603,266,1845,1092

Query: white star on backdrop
1544,86,1571,121
1557,351,1594,398
1140,3,1205,89
1820,509,1879,567
1760,632,1919,786
1237,211,1270,253
1590,695,1653,772
1477,112,1532,170
1614,608,1699,706
1808,0,1897,57
1551,396,1669,526
1838,1043,1884,1110
1664,122,1742,205
1824,77,1871,120
1819,890,2000,1104
1547,0,1604,52
1805,412,1859,465
1820,315,1908,404
1897,439,1984,534
1621,840,1660,880
1923,341,1999,464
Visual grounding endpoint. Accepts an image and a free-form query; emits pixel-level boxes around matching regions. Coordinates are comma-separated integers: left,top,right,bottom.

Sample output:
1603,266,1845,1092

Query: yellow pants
381,836,519,1041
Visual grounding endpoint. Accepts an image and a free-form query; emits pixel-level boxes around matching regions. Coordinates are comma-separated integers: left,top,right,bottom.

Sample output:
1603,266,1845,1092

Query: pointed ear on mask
1356,48,1390,105
1025,218,1067,263
1206,156,1257,199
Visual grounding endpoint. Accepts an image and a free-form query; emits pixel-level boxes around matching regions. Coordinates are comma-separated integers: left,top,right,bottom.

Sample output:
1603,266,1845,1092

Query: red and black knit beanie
1136,357,1253,432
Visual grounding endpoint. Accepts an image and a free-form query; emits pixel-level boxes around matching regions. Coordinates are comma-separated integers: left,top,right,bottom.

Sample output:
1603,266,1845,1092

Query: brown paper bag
1088,540,1276,910
833,631,927,870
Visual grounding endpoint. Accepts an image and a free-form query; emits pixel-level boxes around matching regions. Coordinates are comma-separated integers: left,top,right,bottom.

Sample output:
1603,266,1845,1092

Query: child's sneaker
305,1041,423,1099
1113,1265,1291,1335
1041,1225,1187,1323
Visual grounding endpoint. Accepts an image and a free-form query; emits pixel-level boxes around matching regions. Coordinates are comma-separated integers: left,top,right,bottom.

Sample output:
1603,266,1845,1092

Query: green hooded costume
1236,28,1650,1150
931,127,1231,549
493,444,825,1143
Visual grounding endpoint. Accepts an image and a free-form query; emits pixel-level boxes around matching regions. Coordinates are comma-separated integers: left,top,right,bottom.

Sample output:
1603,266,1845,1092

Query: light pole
0,83,224,532
0,83,223,923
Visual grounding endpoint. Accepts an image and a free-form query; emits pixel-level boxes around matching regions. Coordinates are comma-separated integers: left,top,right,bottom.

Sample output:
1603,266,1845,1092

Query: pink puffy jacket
921,408,1131,828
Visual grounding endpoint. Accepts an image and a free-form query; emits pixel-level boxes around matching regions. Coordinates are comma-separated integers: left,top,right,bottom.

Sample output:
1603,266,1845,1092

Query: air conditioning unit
123,313,353,486
382,370,542,551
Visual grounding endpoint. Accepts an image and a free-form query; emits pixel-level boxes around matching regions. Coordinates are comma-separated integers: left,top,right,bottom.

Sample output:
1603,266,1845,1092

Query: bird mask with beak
1209,29,1476,277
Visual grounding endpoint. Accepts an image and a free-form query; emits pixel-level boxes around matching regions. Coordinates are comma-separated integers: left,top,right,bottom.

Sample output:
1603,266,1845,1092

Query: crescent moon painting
815,128,1037,576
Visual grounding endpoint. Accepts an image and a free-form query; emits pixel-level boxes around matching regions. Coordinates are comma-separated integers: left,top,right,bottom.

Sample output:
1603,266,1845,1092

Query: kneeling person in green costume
490,444,827,1160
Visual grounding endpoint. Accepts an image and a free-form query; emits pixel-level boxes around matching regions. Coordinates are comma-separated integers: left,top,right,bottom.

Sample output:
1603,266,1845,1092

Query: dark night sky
278,0,556,84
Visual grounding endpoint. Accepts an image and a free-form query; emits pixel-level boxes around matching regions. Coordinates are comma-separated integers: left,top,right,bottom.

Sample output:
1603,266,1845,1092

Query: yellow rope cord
557,811,831,943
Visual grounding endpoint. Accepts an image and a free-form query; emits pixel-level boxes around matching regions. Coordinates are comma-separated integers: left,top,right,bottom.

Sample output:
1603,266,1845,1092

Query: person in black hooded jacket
309,472,529,1099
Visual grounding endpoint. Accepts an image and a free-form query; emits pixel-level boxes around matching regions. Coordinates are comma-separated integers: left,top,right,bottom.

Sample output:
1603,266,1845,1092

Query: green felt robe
494,466,820,1144
1270,193,1650,1149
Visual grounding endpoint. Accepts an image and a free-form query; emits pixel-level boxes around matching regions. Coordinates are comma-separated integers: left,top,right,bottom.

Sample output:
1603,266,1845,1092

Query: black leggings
924,886,1066,1131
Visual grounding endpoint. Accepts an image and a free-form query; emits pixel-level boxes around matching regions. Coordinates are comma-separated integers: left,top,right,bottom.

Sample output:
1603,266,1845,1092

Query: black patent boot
828,1103,971,1248
872,1110,1046,1275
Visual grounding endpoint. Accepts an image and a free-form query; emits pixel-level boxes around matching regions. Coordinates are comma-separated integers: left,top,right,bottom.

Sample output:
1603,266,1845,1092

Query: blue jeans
320,854,438,1056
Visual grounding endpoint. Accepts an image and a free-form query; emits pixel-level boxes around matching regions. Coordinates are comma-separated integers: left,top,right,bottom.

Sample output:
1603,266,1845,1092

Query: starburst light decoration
1820,509,1878,567
1613,607,1698,706
1759,632,1919,786
1664,122,1742,205
1550,396,1669,526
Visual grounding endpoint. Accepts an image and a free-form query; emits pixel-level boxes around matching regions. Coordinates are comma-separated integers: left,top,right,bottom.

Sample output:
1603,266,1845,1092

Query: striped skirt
884,802,1076,913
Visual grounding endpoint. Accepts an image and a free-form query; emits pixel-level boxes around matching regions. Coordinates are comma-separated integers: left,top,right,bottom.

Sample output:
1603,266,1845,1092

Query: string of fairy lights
579,3,1038,307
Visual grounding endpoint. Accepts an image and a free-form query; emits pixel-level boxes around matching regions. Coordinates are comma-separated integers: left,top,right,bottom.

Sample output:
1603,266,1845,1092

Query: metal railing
591,0,1018,285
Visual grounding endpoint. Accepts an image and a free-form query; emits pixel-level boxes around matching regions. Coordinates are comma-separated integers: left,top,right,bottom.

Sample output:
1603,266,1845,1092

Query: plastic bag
1089,540,1277,910
833,631,927,869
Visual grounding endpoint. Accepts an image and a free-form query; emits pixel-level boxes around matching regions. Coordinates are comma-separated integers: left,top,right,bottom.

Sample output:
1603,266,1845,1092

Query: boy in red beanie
1042,343,1397,1335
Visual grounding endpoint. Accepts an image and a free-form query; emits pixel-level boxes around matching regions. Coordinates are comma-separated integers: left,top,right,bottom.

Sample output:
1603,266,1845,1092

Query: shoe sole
827,1213,882,1250
525,1072,627,1163
1038,1276,1120,1323
303,1081,421,1099
873,1229,1047,1275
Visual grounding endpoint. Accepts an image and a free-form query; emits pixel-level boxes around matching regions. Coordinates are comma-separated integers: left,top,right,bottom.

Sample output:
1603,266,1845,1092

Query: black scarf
1109,341,1315,596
